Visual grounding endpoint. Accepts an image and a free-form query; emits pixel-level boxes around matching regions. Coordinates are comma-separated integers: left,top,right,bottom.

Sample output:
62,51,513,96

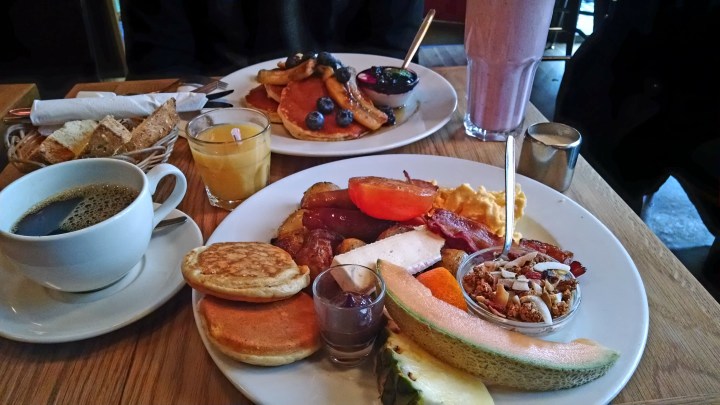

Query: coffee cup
0,158,187,292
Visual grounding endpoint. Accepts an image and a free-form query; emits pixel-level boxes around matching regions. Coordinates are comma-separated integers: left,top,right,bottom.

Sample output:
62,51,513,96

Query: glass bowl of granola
456,245,581,336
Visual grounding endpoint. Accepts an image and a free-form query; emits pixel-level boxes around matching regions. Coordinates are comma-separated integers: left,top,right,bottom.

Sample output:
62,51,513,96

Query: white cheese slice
331,226,445,291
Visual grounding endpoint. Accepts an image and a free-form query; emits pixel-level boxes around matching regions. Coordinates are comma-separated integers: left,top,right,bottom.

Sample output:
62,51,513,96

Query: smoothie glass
463,0,555,141
187,108,271,210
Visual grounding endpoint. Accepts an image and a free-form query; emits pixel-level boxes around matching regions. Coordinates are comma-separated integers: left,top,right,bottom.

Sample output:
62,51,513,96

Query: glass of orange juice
186,108,271,210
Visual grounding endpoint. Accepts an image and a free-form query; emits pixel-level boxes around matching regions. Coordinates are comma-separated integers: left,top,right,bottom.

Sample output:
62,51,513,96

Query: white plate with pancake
221,53,458,157
0,208,202,343
192,154,649,405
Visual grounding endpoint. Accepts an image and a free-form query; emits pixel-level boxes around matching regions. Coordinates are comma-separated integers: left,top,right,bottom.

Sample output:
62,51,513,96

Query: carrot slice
416,267,468,312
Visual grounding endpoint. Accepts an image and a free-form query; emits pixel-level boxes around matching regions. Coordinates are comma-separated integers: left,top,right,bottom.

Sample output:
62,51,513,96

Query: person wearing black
555,0,720,289
119,0,424,79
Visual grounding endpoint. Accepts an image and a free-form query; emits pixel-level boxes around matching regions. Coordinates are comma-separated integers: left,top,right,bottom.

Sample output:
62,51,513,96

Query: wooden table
1,69,719,405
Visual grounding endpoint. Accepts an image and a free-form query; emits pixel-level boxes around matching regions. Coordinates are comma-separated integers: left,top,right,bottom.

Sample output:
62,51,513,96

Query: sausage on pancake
182,242,310,302
198,292,321,366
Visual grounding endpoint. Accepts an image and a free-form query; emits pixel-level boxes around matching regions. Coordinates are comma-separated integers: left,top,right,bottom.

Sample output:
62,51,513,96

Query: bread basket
4,123,179,174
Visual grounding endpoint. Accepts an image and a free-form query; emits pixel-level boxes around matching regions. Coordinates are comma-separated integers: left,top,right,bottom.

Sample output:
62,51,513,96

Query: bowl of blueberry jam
356,66,419,108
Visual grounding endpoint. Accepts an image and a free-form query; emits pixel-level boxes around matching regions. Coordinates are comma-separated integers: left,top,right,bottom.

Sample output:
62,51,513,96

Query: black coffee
12,184,139,236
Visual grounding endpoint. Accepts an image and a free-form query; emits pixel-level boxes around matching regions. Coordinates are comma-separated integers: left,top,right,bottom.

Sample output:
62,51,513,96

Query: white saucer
0,208,203,343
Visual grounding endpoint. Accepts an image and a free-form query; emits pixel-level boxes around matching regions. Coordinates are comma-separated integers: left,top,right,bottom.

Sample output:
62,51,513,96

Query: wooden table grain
0,68,719,405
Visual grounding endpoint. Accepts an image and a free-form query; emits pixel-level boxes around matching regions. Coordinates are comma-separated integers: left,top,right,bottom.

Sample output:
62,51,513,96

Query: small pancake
198,292,321,366
264,84,285,102
244,84,282,123
278,76,367,141
182,242,310,302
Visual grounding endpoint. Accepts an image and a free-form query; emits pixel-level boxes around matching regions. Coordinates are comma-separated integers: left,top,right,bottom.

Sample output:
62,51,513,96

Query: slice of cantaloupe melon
377,259,620,391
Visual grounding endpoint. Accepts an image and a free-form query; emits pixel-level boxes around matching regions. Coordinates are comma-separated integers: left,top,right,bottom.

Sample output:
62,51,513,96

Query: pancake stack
244,54,388,141
182,242,321,366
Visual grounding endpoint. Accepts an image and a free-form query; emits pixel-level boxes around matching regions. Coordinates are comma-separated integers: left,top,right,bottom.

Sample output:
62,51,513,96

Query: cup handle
144,163,188,228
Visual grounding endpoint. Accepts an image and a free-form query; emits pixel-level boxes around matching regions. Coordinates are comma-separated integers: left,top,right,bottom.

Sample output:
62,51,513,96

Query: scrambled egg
433,183,527,240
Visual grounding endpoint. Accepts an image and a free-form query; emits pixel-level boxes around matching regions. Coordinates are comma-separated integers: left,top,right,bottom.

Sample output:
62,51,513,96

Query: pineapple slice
375,323,495,405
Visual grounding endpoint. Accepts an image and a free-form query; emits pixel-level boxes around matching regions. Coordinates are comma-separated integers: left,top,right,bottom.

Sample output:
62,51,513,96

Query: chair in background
417,0,467,67
544,0,587,61
422,0,466,46
420,0,592,64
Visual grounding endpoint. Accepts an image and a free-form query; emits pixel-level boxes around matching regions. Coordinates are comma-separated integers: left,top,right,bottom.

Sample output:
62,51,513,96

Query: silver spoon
401,9,436,69
154,216,187,231
500,135,516,260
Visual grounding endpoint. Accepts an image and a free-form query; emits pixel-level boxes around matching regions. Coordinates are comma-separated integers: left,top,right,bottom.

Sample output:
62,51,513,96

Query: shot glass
186,108,271,210
517,122,582,192
312,264,386,367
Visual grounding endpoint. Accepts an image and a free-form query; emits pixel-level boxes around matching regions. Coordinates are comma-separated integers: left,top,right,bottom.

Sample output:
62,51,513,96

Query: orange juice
188,122,270,208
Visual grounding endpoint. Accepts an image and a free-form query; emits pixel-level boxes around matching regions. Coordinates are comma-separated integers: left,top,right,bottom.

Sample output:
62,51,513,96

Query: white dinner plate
0,208,202,343
193,154,649,405
220,53,458,157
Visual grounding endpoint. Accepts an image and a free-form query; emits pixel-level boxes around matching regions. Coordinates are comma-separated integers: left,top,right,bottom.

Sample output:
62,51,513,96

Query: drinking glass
186,108,271,210
463,0,556,141
312,264,386,367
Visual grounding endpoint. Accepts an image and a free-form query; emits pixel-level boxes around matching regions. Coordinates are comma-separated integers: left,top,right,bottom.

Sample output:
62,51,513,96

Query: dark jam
332,291,374,308
356,66,419,95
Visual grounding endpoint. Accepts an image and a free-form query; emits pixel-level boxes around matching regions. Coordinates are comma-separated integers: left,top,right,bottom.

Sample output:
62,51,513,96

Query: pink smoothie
464,0,555,139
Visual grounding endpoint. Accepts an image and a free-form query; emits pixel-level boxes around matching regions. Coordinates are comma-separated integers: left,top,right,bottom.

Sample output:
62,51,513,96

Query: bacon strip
520,238,587,277
426,210,588,277
425,209,503,253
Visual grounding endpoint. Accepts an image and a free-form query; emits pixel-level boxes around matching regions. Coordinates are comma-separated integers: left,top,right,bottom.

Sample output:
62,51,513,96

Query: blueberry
336,109,353,127
317,51,338,67
330,60,344,71
284,53,304,68
316,97,335,114
301,51,318,61
379,106,396,126
334,66,352,83
305,111,325,130
286,51,318,68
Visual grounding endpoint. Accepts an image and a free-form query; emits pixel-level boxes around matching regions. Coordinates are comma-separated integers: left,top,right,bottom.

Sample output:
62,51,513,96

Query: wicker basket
3,123,179,174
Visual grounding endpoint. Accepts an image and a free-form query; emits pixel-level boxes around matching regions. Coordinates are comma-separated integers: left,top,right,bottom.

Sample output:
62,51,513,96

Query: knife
205,89,234,100
203,101,233,109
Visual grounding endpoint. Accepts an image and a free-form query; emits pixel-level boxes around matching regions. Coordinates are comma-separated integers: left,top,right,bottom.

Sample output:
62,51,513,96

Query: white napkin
30,92,208,125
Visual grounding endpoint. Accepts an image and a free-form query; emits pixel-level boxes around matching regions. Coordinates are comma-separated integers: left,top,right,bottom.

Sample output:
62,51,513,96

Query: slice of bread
198,293,321,366
119,98,179,152
83,115,133,157
118,117,144,132
181,242,311,302
37,119,98,164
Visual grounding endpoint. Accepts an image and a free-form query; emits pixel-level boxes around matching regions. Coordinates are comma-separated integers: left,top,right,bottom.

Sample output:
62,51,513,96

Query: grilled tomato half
348,175,437,221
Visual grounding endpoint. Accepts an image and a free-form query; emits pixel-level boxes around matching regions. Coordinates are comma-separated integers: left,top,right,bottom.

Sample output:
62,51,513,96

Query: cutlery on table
203,101,233,109
204,89,234,100
191,80,229,94
154,216,188,231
